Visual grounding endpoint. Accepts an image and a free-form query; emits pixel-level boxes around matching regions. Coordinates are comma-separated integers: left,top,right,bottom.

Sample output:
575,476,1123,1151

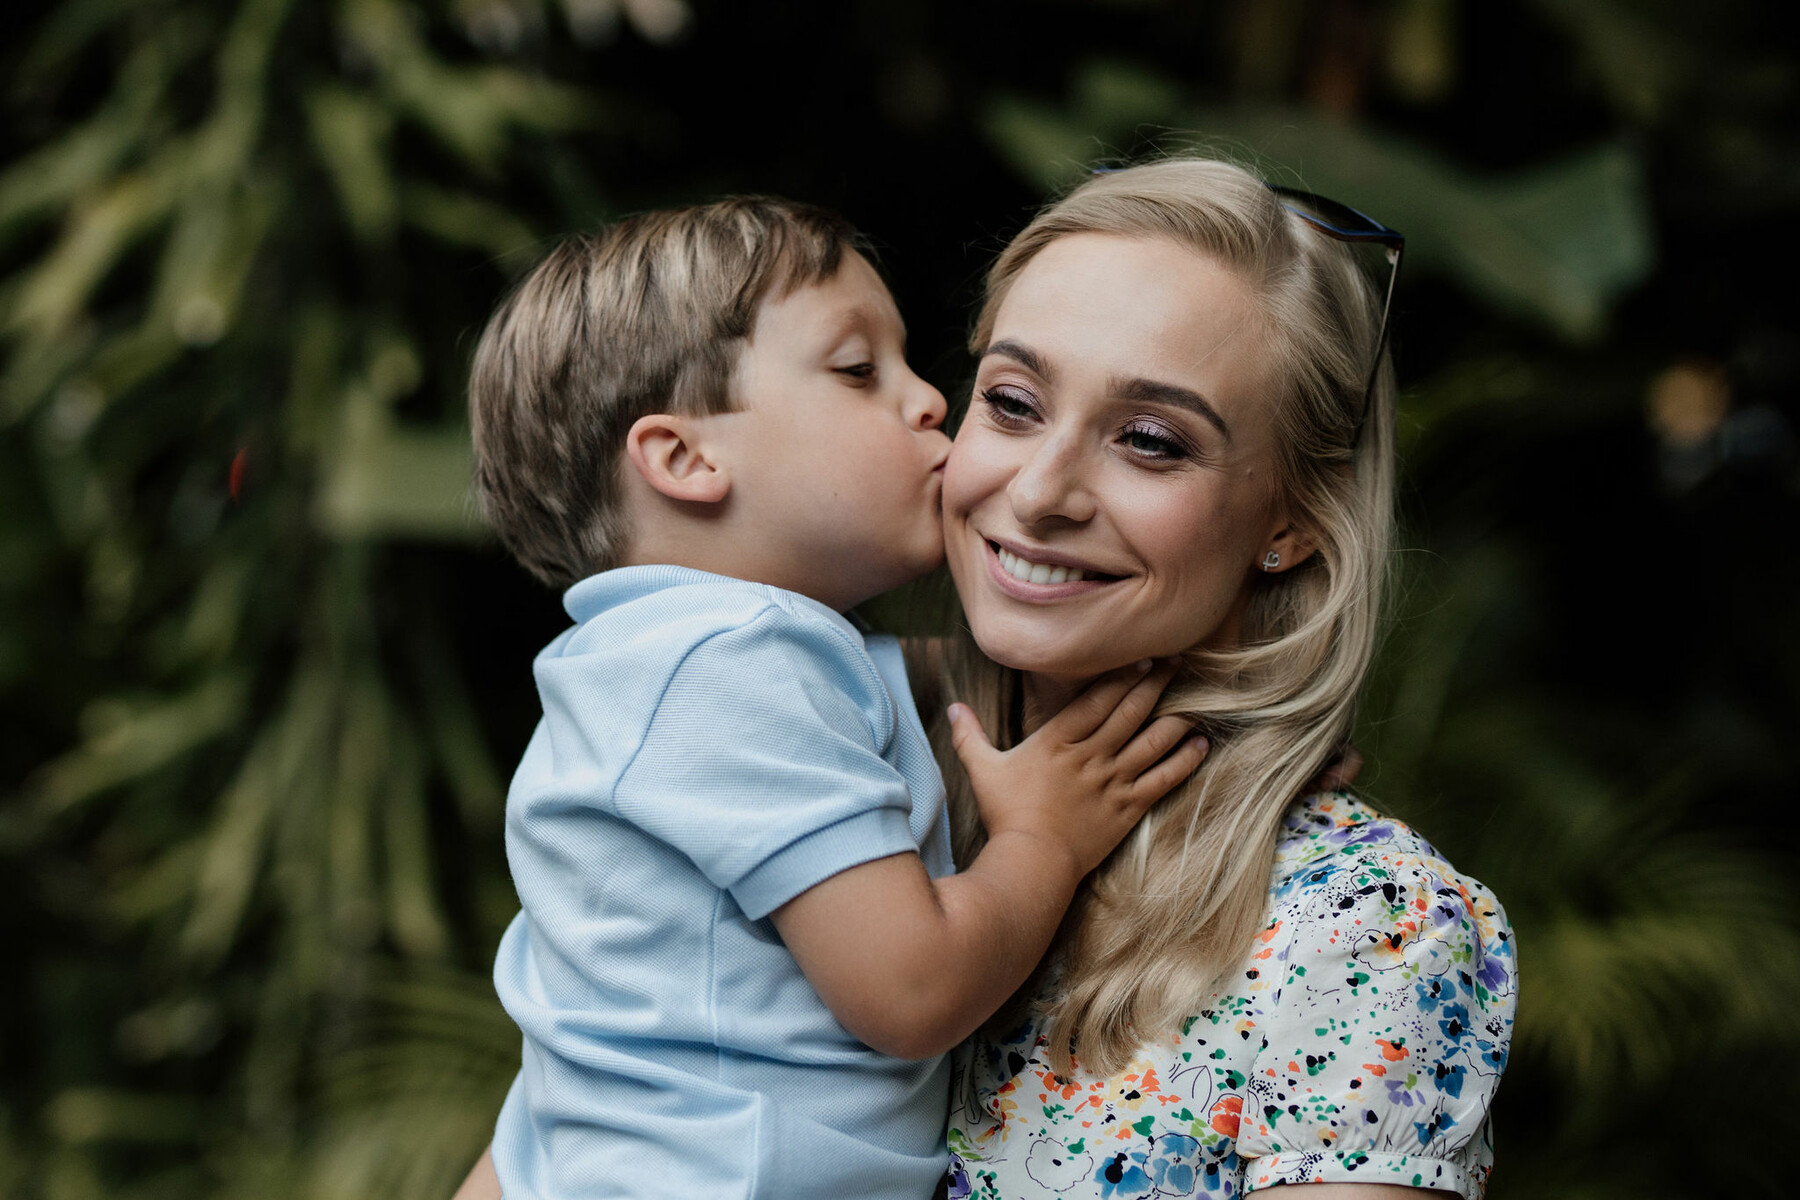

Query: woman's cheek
941,433,997,530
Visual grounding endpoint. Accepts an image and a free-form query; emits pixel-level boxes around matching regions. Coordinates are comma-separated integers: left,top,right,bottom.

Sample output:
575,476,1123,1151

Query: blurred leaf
381,727,450,960
46,1088,201,1145
5,168,181,344
304,84,401,242
982,61,1657,339
1384,0,1457,104
33,672,250,818
316,415,482,541
403,182,539,267
327,674,387,952
176,704,290,965
1531,0,1693,120
411,635,505,827
305,968,516,1199
0,27,182,248
342,0,593,174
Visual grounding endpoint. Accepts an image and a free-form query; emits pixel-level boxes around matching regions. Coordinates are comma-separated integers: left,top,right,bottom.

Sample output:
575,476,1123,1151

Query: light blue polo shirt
491,565,954,1200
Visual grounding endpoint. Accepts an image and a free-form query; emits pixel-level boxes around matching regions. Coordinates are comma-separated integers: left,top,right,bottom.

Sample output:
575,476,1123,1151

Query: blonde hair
469,197,869,587
935,158,1397,1076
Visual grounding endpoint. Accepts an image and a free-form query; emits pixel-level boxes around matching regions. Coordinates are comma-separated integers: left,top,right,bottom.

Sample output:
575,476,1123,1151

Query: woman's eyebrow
1113,376,1232,441
982,339,1053,382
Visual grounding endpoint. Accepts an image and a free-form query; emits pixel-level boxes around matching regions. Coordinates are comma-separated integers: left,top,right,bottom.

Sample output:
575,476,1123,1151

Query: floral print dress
947,794,1516,1199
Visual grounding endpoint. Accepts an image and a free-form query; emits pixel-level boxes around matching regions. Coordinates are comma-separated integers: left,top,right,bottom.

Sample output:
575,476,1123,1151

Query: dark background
3,1,1796,1196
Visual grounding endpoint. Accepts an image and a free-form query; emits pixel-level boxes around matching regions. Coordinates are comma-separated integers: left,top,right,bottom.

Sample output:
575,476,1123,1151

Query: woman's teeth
997,547,1085,585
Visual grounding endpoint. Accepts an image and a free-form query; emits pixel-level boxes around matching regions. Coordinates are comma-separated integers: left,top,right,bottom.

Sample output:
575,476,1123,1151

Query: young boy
465,198,1204,1199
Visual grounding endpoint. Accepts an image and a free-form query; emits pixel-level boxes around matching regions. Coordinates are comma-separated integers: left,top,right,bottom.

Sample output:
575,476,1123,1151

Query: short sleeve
606,604,919,920
1236,841,1517,1198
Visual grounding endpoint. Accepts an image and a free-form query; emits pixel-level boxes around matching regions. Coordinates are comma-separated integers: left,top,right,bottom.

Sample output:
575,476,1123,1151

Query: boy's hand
775,663,1202,1061
947,660,1207,883
1309,743,1363,793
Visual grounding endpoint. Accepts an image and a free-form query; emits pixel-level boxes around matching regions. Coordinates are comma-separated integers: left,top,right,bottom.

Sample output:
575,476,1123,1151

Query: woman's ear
624,413,731,505
1258,523,1319,575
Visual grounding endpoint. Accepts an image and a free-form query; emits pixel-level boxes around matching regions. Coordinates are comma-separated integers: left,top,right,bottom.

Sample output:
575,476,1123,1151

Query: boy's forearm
451,1145,501,1200
773,841,1084,1061
918,829,1088,1036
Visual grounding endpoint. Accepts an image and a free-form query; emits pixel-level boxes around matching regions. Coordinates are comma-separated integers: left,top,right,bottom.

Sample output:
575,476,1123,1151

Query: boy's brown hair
469,196,870,587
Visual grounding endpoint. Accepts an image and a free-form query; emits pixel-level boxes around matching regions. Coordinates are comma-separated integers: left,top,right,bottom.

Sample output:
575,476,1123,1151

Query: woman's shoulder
1272,793,1503,913
1264,791,1516,1023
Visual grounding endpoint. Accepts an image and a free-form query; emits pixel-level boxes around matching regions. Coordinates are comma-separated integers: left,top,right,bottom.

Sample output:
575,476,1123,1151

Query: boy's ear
623,413,731,505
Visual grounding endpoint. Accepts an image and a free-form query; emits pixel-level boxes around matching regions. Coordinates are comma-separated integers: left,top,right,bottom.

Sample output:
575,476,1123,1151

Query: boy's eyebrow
824,303,907,350
1111,375,1232,441
983,339,1053,381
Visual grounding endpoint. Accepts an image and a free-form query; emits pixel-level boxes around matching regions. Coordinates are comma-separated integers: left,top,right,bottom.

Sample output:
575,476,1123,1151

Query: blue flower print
1147,1134,1200,1195
1096,1148,1154,1199
946,1151,972,1199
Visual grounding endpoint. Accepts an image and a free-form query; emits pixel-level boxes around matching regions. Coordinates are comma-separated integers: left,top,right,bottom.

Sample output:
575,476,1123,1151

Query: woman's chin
968,625,1126,682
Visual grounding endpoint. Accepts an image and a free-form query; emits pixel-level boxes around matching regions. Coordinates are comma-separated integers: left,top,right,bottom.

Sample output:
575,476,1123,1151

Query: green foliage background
2,1,1796,1197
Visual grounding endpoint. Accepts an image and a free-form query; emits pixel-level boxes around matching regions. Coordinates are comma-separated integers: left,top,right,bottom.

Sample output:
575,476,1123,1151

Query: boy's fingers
946,703,998,771
1088,662,1179,751
1042,660,1153,741
1310,744,1364,793
1114,713,1198,778
1130,734,1209,805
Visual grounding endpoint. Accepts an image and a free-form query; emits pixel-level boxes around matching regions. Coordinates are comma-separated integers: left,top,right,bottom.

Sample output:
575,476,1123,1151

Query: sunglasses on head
1265,184,1404,445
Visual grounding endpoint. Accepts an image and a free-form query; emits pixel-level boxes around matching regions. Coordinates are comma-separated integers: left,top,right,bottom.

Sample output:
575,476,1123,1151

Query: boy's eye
835,363,876,382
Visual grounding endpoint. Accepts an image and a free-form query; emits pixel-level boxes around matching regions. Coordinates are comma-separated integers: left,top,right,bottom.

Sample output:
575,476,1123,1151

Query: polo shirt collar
562,565,866,646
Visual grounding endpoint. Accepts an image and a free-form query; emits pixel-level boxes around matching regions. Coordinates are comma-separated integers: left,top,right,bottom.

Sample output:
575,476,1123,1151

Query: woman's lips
982,538,1120,601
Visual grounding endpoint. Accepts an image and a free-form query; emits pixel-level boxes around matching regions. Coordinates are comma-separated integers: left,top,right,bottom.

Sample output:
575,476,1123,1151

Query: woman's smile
982,535,1122,598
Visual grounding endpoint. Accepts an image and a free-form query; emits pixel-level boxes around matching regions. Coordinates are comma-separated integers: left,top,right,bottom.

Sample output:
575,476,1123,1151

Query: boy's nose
908,378,948,431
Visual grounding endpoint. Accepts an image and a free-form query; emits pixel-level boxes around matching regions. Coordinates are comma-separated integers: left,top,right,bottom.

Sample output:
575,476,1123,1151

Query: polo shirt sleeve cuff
731,803,919,921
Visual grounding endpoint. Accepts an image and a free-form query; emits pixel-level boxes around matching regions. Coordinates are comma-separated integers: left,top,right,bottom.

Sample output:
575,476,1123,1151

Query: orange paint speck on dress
1374,1038,1409,1061
1209,1095,1244,1138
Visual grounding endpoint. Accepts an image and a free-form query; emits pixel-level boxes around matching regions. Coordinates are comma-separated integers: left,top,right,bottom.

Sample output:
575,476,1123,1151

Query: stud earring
1261,551,1281,572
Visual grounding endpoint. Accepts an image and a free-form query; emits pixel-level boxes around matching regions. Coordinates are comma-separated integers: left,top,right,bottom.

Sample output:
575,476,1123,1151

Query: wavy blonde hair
931,158,1397,1076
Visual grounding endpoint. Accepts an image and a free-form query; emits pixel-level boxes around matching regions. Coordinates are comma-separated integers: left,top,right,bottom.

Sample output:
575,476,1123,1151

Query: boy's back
492,566,953,1199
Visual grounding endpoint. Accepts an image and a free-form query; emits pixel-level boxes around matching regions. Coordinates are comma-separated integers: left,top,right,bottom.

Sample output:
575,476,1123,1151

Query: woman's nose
1008,439,1096,525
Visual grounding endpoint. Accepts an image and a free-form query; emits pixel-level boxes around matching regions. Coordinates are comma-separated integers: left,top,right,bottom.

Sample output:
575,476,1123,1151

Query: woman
454,157,1514,1199
930,158,1513,1198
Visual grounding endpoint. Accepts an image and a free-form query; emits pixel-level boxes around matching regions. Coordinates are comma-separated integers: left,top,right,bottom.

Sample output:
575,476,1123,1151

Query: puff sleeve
1235,837,1517,1197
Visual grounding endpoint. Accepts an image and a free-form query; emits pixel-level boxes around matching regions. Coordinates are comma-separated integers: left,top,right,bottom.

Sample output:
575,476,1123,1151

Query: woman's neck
1020,672,1095,736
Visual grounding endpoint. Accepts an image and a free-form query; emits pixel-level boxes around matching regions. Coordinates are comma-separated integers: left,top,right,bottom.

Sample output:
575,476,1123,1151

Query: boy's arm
450,1146,500,1200
772,663,1204,1061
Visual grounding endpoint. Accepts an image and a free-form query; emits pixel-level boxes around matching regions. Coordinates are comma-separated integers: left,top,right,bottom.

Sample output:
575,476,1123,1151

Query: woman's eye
1120,421,1187,460
979,386,1038,423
